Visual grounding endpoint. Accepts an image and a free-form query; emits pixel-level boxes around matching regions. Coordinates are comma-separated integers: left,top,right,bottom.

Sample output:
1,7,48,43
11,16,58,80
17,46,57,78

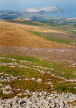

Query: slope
0,20,71,48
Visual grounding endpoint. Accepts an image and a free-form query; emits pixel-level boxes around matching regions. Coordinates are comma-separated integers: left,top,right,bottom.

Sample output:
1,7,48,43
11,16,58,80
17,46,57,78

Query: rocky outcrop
0,91,76,108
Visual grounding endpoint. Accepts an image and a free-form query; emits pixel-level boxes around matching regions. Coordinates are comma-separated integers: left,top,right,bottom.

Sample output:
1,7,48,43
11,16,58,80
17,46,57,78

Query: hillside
0,20,76,107
0,20,70,48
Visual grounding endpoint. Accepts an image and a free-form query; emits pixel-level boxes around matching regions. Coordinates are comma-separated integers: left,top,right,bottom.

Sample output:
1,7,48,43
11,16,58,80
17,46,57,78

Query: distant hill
0,7,64,20
1,7,76,25
22,7,64,14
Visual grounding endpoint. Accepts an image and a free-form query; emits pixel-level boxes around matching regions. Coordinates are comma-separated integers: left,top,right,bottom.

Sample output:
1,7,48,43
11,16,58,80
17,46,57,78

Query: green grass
44,36,72,45
0,58,13,63
0,90,3,96
55,82,76,94
55,85,76,93
9,80,51,92
0,55,76,94
42,73,76,94
0,66,42,79
0,55,76,79
0,81,8,86
6,55,52,68
28,23,76,46
29,30,76,46
50,62,76,79
50,23,76,35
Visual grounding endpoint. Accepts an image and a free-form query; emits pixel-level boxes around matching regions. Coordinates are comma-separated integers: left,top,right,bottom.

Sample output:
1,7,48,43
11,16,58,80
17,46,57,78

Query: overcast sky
0,0,76,11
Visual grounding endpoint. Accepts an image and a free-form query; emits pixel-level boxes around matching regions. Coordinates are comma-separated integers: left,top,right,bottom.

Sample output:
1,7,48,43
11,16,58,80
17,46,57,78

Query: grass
50,23,76,35
0,20,73,48
30,30,76,46
0,55,76,79
9,19,76,46
0,66,42,79
55,82,76,94
3,19,75,46
0,20,76,96
55,85,76,93
1,94,15,99
0,55,76,94
50,62,76,79
0,81,8,86
8,20,44,26
0,90,3,95
9,80,51,92
5,55,52,68
0,58,13,63
0,20,66,48
42,73,76,94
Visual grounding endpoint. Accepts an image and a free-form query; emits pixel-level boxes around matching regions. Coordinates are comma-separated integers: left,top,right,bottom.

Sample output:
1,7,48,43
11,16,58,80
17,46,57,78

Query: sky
0,0,76,17
0,0,75,11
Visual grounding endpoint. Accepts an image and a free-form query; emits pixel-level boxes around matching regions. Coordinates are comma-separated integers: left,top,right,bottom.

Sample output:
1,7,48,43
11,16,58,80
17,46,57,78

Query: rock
0,90,76,108
37,79,42,83
31,78,35,80
2,85,13,94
